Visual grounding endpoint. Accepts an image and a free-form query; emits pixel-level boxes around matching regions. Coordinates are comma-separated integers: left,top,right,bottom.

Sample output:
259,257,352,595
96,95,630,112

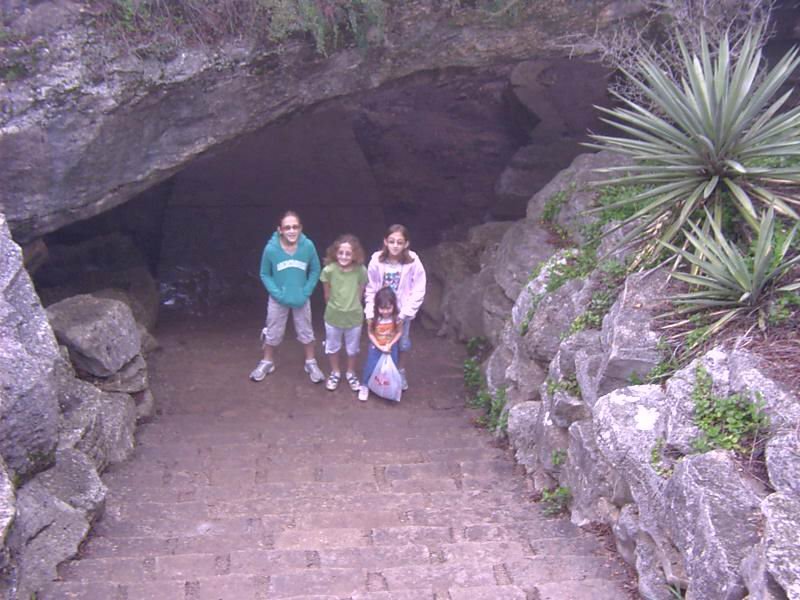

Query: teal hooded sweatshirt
259,231,321,308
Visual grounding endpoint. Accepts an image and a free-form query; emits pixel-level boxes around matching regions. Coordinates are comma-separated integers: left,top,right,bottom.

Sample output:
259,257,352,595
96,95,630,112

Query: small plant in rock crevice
650,437,673,477
466,336,489,358
540,188,571,241
690,364,769,457
463,357,482,394
462,340,507,434
519,293,543,336
540,485,571,516
551,449,567,469
474,385,508,433
545,375,581,398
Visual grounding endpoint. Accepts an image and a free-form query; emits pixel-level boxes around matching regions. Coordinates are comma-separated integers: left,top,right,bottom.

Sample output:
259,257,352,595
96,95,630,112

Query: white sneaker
325,372,340,391
399,368,408,391
249,360,275,381
304,360,324,384
345,372,361,392
358,386,369,402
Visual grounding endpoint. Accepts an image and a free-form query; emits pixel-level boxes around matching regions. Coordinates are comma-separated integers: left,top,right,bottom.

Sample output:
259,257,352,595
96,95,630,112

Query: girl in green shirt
320,234,368,393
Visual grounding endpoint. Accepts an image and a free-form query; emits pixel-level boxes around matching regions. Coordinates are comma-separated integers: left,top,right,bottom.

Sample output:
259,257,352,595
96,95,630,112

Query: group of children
249,211,426,402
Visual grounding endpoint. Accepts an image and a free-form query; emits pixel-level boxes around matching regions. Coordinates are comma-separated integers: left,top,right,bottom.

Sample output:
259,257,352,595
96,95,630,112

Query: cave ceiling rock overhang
0,1,611,243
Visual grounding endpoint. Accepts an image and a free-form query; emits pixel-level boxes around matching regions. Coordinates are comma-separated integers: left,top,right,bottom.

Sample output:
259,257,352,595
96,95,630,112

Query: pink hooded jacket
364,250,427,322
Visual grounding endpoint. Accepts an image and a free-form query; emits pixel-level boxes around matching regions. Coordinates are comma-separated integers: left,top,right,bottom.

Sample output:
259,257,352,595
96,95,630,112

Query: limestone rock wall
0,215,148,599
432,151,800,599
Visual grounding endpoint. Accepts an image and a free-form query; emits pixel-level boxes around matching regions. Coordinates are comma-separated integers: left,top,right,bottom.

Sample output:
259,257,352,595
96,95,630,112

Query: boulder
612,507,681,600
56,374,137,472
443,267,495,342
46,294,142,377
0,457,13,573
0,215,60,479
522,275,593,365
6,476,90,600
481,281,514,347
492,218,556,301
86,354,149,395
507,401,542,473
765,431,800,496
564,419,630,526
595,268,668,394
665,348,797,457
526,150,631,241
27,449,106,522
663,451,763,600
757,493,800,599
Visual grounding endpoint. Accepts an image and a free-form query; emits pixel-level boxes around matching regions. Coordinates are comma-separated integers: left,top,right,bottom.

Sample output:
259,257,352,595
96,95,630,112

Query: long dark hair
378,224,413,264
370,286,399,334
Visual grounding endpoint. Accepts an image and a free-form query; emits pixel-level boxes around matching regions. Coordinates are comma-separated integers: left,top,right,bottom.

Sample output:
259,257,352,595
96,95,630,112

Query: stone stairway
41,306,634,599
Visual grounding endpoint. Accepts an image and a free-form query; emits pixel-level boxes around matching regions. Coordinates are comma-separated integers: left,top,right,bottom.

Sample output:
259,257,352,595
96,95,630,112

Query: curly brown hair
324,234,366,266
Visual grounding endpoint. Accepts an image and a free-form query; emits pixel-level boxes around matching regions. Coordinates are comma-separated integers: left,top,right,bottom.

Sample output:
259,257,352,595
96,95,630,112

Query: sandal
325,372,340,391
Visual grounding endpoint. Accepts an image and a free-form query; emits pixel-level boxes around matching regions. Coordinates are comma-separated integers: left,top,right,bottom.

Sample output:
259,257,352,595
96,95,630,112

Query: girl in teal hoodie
249,211,324,383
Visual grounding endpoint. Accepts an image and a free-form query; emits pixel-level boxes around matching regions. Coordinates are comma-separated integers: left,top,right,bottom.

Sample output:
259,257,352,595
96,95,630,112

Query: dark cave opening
31,60,615,318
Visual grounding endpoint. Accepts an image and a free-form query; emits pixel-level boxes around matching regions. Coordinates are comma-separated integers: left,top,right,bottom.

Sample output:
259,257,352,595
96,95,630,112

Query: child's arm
363,257,381,322
386,321,403,350
323,281,331,304
367,329,382,349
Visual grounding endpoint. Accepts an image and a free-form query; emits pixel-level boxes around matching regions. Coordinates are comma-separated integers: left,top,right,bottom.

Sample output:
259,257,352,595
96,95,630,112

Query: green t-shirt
320,263,368,329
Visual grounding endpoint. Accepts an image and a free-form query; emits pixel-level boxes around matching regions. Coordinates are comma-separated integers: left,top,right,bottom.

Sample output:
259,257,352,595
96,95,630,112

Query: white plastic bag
367,353,403,402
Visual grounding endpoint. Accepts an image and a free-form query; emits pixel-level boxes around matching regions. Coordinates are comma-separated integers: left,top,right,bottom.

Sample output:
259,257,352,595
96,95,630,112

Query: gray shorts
262,296,315,347
324,322,362,356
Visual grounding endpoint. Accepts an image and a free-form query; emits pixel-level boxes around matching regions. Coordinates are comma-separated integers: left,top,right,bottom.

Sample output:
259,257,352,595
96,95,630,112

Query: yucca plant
661,207,800,339
588,27,800,257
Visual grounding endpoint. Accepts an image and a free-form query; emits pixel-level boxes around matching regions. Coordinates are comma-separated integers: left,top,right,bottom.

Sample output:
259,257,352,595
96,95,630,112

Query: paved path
43,305,634,599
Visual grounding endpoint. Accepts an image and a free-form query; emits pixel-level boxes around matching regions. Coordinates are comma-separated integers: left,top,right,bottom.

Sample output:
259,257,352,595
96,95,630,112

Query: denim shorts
324,322,362,356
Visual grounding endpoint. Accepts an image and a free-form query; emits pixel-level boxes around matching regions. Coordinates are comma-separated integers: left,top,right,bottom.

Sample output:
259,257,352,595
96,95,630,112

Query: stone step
44,323,634,599
534,577,635,599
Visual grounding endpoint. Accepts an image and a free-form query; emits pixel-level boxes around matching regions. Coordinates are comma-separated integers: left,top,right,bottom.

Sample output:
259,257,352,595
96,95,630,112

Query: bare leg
329,352,341,374
346,353,358,374
303,342,316,362
263,345,275,362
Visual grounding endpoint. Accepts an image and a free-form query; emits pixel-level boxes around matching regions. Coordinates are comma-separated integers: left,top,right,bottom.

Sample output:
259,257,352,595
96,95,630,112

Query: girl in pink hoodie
364,224,427,391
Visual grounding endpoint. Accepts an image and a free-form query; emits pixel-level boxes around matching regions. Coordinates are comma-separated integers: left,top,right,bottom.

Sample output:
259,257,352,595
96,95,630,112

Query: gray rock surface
507,402,541,473
564,419,630,526
664,451,763,600
0,215,60,479
46,295,142,377
760,493,800,599
0,457,12,574
596,268,667,393
765,431,800,496
2,2,610,243
492,219,556,302
6,476,90,599
56,372,137,472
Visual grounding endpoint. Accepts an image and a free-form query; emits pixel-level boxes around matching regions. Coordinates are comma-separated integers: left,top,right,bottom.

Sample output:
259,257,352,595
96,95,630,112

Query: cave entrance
31,60,613,319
